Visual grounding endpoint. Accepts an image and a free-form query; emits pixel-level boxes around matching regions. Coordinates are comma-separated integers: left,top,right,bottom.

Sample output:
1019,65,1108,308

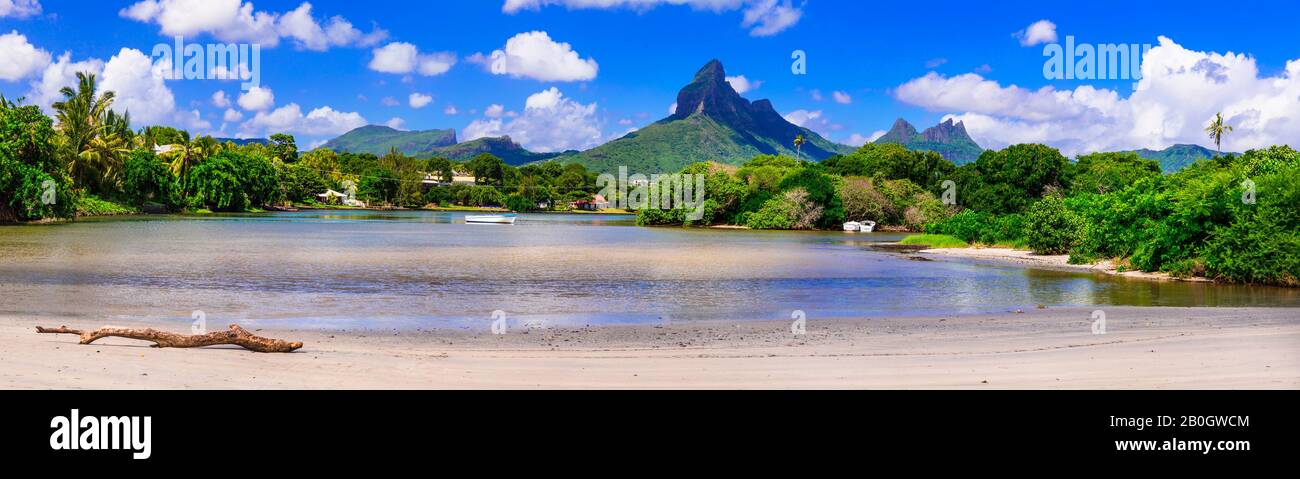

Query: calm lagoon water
1,210,1296,329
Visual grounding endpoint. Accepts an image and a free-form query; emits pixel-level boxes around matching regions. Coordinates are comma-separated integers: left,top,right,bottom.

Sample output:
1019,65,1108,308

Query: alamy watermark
1043,36,1151,85
151,36,261,91
598,166,707,221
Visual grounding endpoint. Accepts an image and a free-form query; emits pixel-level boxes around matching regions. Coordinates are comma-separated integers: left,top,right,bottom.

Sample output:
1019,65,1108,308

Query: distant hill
559,60,852,173
874,118,984,165
1123,144,1226,172
435,136,568,165
215,137,269,146
322,125,457,157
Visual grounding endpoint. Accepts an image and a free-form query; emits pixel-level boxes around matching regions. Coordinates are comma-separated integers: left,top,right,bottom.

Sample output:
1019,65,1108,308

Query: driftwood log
36,324,303,353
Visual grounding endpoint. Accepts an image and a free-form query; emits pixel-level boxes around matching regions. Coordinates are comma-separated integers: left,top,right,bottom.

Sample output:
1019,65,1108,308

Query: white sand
3,307,1296,389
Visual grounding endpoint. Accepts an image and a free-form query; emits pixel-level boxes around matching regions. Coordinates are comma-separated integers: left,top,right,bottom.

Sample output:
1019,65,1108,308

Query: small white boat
466,214,518,225
843,220,876,233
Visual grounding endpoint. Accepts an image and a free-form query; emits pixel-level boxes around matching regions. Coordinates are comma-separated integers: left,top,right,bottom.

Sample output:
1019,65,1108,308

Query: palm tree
161,130,205,180
793,134,805,161
52,72,127,192
1204,112,1234,155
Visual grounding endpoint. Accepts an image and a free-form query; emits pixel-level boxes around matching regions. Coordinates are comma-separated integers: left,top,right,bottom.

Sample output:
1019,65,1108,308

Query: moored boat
465,214,518,225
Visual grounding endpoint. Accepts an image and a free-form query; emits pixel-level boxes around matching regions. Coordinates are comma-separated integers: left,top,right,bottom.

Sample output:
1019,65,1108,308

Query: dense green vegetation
0,73,608,222
923,144,1300,286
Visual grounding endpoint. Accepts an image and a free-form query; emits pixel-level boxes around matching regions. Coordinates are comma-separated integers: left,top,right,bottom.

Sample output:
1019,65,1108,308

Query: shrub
1025,196,1079,254
745,195,796,229
899,234,969,249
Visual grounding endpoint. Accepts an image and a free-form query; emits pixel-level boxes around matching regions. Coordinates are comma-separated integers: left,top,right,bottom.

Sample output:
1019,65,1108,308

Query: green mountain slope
1124,144,1226,172
434,136,568,165
874,118,984,165
560,60,852,173
322,125,457,157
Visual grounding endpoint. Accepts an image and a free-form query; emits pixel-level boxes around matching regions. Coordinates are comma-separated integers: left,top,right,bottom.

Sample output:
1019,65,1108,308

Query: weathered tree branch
36,324,303,353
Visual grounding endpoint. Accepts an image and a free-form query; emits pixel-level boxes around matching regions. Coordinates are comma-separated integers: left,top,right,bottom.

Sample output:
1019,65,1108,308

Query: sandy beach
3,306,1296,389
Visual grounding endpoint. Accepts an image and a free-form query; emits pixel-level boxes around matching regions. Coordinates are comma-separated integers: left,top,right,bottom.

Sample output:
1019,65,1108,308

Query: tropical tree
52,72,128,193
793,134,805,161
160,130,205,183
1204,112,1234,154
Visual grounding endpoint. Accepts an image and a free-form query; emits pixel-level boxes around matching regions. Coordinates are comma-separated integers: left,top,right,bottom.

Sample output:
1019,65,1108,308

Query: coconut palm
793,134,805,161
1204,112,1234,155
52,72,127,192
161,130,205,180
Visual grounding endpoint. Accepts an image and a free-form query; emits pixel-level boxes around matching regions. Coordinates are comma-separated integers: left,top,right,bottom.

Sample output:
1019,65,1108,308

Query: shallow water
1,210,1296,329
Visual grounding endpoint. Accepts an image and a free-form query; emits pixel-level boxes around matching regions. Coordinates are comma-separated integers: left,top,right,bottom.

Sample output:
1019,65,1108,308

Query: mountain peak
695,59,726,81
673,59,741,118
921,118,972,144
877,118,919,144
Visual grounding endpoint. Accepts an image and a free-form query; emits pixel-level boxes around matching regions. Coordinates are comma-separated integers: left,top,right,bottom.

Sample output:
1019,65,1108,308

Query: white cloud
25,53,104,114
384,117,405,130
783,109,840,136
240,103,366,137
741,0,802,37
668,102,677,115
98,48,176,125
443,105,458,115
223,108,243,122
409,92,433,109
894,36,1300,156
503,0,802,36
1016,20,1057,47
725,75,761,94
463,87,601,152
832,90,852,104
0,0,41,19
119,0,385,50
237,85,274,111
368,42,456,76
211,90,231,108
484,104,505,118
844,131,885,147
0,30,50,81
476,31,597,82
810,89,822,102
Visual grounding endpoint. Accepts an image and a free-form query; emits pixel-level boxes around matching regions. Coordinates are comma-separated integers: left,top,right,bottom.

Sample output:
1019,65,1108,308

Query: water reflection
1,210,1295,328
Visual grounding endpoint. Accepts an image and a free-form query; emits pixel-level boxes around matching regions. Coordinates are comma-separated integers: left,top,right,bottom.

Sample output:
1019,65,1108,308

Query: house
422,171,478,187
569,194,609,211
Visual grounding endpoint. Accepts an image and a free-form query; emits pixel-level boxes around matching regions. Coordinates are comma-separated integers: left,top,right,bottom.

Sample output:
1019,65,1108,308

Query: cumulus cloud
484,104,505,118
894,36,1300,155
223,108,243,122
503,0,802,36
0,30,50,81
1016,19,1057,47
98,48,178,125
211,90,231,108
384,117,405,130
239,103,367,137
844,131,885,147
443,105,458,115
368,42,456,76
22,47,201,129
783,109,841,136
472,31,597,82
0,0,41,19
237,86,275,111
463,87,602,152
725,75,761,94
832,90,852,104
119,0,386,50
409,92,432,109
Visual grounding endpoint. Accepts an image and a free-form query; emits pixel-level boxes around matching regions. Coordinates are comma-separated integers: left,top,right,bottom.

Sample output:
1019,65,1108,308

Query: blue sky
3,0,1299,154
